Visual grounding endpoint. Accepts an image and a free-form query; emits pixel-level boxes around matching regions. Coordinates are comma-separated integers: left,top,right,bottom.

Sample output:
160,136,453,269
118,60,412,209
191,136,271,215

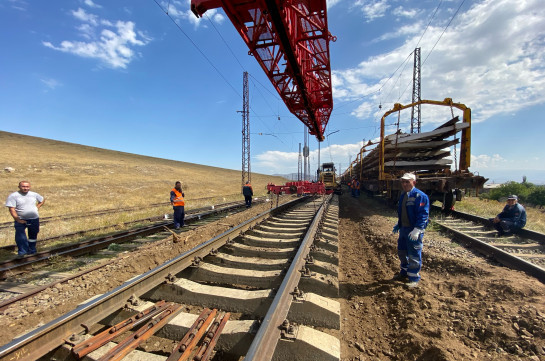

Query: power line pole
317,140,321,181
410,47,421,133
298,143,302,181
239,71,250,190
303,126,309,181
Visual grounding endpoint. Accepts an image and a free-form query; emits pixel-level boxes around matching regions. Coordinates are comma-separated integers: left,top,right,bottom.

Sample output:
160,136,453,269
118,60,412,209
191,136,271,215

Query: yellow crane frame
378,98,471,180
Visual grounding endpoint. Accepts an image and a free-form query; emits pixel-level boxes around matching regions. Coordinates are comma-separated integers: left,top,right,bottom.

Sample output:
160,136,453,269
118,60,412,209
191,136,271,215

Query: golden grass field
1,130,543,249
453,196,545,234
0,131,288,247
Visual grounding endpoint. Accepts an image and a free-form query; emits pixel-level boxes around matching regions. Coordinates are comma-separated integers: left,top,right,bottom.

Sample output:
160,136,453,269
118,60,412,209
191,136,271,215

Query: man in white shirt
5,181,45,257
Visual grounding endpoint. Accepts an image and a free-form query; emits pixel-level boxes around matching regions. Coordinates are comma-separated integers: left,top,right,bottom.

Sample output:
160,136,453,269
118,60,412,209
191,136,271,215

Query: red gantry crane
191,0,335,141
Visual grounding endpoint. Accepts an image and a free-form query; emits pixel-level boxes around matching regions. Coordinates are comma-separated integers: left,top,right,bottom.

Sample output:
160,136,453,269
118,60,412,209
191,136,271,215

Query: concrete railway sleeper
432,207,545,283
0,195,341,361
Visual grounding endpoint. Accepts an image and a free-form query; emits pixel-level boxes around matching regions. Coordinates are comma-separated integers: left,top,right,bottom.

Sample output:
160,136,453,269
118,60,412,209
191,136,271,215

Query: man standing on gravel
242,181,253,208
5,181,45,258
170,181,185,229
392,173,429,288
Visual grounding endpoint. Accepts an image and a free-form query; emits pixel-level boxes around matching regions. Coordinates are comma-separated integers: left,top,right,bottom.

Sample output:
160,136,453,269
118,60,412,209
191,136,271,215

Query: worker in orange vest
242,181,253,208
170,181,185,229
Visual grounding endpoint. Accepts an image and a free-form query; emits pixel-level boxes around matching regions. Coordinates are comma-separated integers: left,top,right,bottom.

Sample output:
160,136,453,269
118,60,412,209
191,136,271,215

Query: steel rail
0,196,307,361
434,221,545,283
245,195,330,361
0,194,241,230
431,205,545,244
0,197,264,253
0,199,262,277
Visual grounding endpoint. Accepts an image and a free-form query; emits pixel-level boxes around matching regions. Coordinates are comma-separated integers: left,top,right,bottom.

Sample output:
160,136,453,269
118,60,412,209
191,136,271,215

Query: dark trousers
173,206,185,228
397,226,423,282
14,218,40,256
244,195,252,208
493,220,517,235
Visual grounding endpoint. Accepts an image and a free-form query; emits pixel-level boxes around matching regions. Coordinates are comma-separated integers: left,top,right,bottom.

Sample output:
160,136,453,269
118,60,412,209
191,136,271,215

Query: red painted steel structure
191,0,334,141
267,181,329,195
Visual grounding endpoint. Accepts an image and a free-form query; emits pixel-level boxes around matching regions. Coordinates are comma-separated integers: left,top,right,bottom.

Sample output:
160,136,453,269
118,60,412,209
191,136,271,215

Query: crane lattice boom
191,0,334,141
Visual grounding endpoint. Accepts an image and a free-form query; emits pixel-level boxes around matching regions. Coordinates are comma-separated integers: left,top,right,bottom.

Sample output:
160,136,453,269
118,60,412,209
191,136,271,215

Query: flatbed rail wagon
342,98,487,209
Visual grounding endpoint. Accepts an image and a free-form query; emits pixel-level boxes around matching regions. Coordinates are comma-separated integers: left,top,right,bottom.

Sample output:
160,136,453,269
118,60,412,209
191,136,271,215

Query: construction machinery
318,162,341,194
267,181,326,195
342,98,487,209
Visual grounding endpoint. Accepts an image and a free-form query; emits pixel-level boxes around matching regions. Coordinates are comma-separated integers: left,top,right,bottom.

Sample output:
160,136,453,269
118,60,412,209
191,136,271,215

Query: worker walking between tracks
170,181,185,229
5,181,45,258
243,181,253,208
392,173,429,288
491,195,526,236
350,177,358,198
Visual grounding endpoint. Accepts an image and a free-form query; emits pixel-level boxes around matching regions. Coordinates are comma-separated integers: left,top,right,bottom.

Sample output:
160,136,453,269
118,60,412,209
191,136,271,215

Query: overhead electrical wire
152,0,289,142
151,0,241,98
396,0,467,103
333,0,445,115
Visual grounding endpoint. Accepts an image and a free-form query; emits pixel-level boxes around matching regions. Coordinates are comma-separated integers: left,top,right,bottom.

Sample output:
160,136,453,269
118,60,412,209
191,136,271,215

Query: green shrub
483,181,532,201
527,186,545,208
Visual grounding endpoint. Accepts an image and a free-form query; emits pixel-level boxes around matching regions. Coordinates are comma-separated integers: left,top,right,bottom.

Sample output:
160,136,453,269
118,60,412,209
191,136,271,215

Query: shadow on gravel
339,279,397,297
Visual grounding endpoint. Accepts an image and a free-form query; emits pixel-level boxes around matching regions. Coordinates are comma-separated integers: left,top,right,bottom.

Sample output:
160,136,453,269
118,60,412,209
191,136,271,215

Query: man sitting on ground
492,195,526,236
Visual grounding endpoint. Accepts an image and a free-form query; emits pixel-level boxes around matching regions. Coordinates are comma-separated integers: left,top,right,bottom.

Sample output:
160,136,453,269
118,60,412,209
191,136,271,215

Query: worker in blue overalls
392,173,429,288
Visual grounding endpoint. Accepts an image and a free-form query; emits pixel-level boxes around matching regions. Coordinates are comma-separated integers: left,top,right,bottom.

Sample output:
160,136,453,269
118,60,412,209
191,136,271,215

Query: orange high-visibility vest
171,188,185,207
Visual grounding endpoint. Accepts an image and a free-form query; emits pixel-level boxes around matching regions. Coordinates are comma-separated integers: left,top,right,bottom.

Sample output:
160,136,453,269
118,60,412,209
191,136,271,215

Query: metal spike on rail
71,300,169,358
166,308,217,361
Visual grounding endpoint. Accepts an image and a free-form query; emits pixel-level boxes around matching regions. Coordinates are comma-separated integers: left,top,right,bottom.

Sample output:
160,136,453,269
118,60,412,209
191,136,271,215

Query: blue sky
1,0,544,184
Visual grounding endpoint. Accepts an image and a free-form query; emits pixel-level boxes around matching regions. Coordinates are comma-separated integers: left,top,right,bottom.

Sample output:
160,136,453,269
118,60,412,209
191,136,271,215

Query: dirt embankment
1,193,544,361
338,192,545,361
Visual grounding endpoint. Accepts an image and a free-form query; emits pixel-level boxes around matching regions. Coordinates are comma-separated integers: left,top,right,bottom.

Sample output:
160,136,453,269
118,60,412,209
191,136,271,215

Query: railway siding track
0,196,341,361
0,197,261,254
432,207,545,283
0,198,270,312
0,199,263,279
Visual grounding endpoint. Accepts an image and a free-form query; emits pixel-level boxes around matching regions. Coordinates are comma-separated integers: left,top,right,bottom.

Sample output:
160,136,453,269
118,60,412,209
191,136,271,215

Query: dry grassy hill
0,131,288,246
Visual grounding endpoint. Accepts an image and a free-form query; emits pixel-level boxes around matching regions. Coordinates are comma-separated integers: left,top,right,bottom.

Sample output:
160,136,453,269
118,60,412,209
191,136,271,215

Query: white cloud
162,0,225,28
372,23,421,43
40,78,62,90
43,9,151,69
392,6,418,18
72,8,98,26
83,0,102,8
354,0,390,22
255,142,364,174
327,0,343,9
7,0,27,11
470,154,506,169
333,0,545,125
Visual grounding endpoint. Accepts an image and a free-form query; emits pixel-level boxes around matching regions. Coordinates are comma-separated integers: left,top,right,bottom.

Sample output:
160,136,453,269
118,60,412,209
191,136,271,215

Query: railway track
0,198,272,310
0,195,340,361
0,194,241,231
0,197,247,254
432,207,545,282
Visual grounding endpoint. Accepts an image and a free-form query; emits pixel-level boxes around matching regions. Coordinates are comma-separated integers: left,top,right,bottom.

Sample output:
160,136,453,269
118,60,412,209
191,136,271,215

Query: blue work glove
408,228,423,241
392,224,400,234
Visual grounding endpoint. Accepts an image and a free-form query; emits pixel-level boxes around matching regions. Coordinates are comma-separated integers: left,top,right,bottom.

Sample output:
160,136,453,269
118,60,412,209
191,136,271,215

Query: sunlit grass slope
0,131,288,246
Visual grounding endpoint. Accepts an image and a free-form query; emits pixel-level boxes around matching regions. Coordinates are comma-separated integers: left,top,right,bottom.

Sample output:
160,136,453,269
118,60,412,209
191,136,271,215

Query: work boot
406,281,419,289
392,273,408,282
